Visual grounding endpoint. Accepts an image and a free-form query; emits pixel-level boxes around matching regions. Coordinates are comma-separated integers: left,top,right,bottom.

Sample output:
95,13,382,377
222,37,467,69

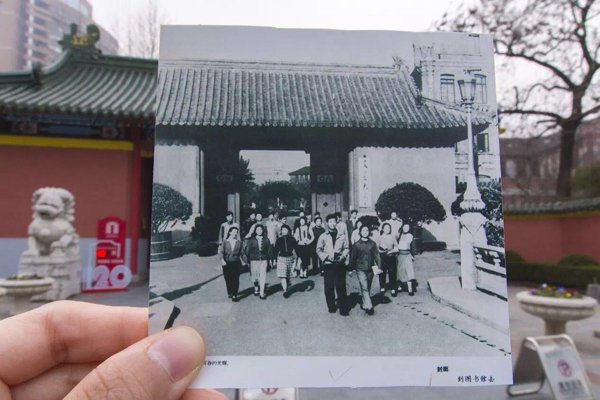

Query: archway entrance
239,149,311,230
198,135,350,240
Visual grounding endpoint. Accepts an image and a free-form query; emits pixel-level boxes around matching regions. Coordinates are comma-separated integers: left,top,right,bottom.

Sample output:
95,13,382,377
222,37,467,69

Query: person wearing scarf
378,222,399,297
242,224,273,299
294,216,314,279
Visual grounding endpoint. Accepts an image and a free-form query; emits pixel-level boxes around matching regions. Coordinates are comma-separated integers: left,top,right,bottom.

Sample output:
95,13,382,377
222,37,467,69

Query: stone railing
473,245,507,300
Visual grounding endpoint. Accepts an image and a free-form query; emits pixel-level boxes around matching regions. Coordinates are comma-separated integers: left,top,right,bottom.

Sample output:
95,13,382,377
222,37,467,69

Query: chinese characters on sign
358,154,371,207
542,345,594,399
457,375,494,383
83,216,131,292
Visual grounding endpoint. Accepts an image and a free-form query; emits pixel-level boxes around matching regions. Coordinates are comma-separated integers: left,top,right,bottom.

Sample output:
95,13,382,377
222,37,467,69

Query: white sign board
539,340,594,399
358,154,372,207
508,335,594,400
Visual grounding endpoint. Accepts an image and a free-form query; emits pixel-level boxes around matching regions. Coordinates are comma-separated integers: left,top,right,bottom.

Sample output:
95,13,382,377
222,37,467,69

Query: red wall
505,214,600,262
0,145,132,237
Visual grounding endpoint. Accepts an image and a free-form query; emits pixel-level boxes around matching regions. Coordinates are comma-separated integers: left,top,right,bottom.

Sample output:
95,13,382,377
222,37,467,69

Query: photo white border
192,355,513,388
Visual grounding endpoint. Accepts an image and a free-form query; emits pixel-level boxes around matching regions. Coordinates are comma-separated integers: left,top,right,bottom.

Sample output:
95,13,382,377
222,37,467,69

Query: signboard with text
508,335,594,399
82,217,131,292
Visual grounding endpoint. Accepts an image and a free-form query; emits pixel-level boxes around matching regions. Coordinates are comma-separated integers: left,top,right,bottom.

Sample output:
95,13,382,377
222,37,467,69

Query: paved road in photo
151,250,511,358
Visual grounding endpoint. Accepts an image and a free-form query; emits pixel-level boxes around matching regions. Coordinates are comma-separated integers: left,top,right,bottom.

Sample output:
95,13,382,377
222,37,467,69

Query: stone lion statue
23,187,80,256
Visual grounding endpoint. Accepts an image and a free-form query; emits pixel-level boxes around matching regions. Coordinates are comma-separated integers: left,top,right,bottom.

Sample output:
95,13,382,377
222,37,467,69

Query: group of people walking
217,209,417,317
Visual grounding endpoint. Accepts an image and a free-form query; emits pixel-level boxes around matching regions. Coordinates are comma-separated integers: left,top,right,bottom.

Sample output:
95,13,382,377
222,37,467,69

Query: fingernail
148,326,204,381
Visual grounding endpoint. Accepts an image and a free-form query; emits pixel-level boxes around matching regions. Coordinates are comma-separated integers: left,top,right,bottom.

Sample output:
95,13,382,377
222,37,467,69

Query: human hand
0,301,226,400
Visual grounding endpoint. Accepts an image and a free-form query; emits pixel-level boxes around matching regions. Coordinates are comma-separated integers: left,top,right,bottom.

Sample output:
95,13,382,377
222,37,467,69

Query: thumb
65,326,205,400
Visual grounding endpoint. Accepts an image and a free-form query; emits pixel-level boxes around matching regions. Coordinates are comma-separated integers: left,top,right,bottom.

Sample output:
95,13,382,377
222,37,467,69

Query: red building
0,25,155,279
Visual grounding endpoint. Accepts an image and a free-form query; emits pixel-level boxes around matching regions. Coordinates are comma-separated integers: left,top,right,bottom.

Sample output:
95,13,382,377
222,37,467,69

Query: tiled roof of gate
504,197,600,215
156,60,490,129
0,50,157,120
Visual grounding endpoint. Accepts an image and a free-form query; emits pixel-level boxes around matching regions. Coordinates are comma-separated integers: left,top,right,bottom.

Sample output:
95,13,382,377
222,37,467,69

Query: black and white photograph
149,25,512,388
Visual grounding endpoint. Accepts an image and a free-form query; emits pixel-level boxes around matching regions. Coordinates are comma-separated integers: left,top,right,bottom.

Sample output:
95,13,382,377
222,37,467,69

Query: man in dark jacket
311,216,326,276
346,209,359,238
316,214,350,316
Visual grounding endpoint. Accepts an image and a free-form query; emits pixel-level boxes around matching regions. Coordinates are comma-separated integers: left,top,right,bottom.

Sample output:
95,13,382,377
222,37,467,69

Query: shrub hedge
507,262,600,287
558,253,599,267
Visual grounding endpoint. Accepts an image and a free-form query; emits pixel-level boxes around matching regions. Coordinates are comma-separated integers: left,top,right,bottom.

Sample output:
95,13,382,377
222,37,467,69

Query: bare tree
438,0,600,197
111,0,167,58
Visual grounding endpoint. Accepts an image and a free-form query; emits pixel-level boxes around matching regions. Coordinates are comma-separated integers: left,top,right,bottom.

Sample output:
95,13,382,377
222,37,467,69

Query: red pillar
129,127,142,276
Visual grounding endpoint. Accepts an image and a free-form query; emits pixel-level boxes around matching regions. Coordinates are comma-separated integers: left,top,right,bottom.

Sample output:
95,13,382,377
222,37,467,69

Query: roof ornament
392,55,405,71
394,56,423,108
59,24,101,55
30,62,42,89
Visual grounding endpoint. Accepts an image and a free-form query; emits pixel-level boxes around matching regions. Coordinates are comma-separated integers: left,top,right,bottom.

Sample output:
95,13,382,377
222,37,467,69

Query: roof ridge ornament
30,62,42,89
59,23,101,55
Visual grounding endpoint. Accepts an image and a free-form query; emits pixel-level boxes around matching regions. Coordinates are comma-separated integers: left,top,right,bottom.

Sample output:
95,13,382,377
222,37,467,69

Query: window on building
32,28,47,38
35,0,49,9
33,16,46,26
440,74,455,103
474,74,487,104
476,133,489,152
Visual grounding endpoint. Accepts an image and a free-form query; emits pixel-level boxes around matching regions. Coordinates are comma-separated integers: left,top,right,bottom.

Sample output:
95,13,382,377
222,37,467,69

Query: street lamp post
457,73,486,291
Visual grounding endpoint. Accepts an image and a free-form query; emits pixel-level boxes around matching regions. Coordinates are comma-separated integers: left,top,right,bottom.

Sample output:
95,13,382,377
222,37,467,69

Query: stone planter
517,290,597,335
0,277,54,315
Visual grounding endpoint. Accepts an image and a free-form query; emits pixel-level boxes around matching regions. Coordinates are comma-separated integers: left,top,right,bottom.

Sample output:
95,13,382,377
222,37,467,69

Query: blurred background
1,0,600,398
1,0,599,285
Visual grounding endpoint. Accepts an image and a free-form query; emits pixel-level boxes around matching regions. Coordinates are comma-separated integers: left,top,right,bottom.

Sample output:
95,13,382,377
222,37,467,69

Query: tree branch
501,108,564,120
503,48,577,89
582,104,600,118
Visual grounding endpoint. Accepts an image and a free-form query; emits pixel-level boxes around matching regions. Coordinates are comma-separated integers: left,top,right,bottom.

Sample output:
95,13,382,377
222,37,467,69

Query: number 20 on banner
92,264,132,289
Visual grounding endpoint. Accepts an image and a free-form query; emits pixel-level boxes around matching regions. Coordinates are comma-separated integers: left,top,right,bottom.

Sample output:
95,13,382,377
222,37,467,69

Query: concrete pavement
1,250,599,398
149,251,511,358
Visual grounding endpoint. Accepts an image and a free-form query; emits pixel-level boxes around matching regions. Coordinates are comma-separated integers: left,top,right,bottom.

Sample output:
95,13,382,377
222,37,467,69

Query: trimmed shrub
375,182,446,226
358,215,380,230
558,253,599,267
506,250,525,264
152,183,192,234
507,262,600,288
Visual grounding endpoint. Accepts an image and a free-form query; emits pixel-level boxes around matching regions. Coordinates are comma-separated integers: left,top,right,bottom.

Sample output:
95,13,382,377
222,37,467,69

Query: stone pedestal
19,254,81,301
459,211,486,290
0,277,54,314
517,291,597,335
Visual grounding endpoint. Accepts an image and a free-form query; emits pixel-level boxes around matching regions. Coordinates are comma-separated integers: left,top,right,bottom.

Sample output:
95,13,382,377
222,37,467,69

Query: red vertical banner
82,216,131,292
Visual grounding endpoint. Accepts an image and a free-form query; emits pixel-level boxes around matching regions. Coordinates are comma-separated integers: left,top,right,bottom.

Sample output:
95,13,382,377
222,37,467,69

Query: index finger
0,300,147,386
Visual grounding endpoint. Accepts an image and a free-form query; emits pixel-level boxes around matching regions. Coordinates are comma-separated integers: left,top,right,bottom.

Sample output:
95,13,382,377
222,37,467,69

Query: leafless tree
438,0,600,197
111,0,167,59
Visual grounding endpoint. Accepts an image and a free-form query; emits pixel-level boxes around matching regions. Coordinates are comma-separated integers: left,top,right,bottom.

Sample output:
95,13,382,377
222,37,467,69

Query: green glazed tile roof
0,50,157,120
505,197,600,214
156,60,491,129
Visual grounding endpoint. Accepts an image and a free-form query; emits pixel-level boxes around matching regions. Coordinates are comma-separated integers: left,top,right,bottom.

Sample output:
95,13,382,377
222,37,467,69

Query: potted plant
517,284,597,335
0,274,55,314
